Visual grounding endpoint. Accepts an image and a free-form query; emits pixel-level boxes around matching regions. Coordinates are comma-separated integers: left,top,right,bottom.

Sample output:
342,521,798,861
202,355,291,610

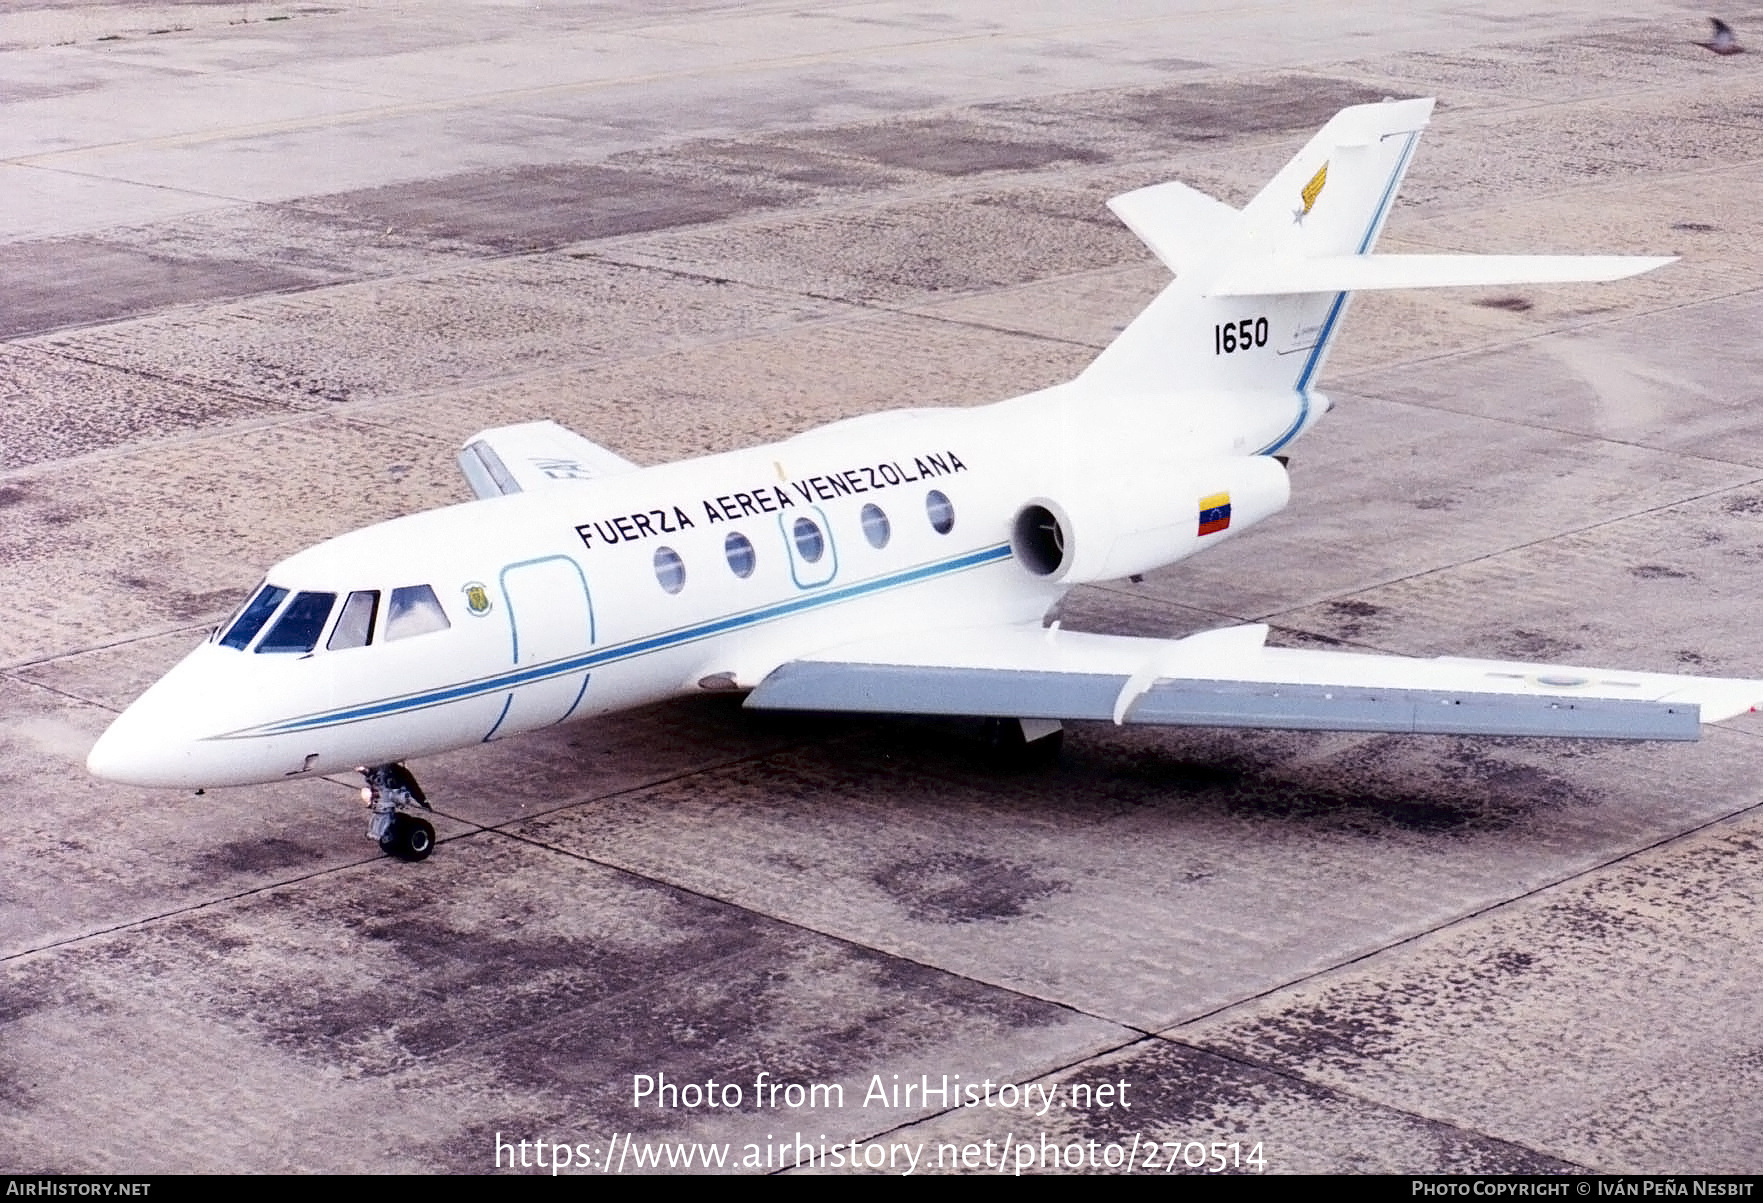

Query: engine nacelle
1010,454,1289,585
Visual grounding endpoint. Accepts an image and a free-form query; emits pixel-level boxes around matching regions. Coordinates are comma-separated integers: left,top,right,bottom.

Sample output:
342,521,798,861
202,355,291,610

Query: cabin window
220,584,288,650
724,532,756,579
860,503,891,549
257,591,338,654
792,516,825,563
925,489,955,535
326,590,380,650
654,546,686,594
385,585,451,640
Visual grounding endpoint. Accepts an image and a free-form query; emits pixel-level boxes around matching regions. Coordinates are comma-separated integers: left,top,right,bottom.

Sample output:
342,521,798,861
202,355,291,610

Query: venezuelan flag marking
1198,492,1232,536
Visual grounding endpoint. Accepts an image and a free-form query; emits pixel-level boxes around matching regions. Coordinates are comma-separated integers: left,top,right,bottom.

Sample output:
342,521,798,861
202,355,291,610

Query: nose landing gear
361,763,435,862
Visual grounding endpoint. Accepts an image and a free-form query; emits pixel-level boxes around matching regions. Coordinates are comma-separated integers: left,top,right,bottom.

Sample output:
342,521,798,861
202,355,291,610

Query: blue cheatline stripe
1256,129,1420,457
219,542,1015,739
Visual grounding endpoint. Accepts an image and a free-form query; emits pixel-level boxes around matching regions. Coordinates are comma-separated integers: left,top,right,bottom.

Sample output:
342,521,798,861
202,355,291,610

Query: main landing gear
361,763,435,862
981,717,1064,769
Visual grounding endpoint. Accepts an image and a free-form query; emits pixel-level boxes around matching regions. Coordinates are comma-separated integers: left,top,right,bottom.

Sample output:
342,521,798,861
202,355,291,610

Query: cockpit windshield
219,584,288,650
216,581,450,653
257,591,337,654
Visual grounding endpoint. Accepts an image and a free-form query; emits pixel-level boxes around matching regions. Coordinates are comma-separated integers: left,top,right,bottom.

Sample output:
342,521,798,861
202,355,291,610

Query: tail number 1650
1214,317,1269,354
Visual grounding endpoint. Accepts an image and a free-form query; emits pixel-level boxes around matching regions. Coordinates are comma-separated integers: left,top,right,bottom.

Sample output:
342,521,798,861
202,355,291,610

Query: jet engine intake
1009,454,1289,585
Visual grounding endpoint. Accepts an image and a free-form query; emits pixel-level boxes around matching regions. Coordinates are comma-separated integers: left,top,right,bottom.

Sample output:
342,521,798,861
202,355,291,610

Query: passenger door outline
486,555,595,739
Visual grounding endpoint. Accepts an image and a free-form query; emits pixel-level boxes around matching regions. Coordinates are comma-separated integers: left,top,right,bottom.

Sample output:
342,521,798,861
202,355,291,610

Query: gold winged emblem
1299,161,1328,217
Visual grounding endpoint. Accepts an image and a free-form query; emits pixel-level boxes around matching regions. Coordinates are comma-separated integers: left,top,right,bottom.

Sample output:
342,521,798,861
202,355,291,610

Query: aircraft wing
744,624,1763,740
457,420,640,499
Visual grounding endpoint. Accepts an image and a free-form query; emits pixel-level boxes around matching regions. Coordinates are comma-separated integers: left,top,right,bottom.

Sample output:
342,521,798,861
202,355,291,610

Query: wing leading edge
744,625,1763,741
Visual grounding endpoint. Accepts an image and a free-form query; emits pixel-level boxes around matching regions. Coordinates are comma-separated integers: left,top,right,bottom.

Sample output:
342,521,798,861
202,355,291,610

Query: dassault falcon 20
87,98,1763,861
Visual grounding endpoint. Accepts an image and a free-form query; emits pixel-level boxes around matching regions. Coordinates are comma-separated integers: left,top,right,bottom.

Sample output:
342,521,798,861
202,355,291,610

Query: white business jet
87,98,1763,861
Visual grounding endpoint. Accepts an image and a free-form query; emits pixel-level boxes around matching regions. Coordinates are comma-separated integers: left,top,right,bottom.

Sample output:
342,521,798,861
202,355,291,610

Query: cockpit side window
326,590,380,651
257,591,337,654
385,585,451,640
220,584,289,650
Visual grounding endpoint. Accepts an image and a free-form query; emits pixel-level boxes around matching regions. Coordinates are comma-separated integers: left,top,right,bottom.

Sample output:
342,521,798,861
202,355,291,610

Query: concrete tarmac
5,0,1763,1175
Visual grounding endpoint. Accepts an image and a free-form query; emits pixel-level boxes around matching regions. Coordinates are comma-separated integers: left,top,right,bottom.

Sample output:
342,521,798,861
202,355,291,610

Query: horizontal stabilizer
1107,181,1242,276
1206,253,1675,297
458,420,639,499
746,624,1763,740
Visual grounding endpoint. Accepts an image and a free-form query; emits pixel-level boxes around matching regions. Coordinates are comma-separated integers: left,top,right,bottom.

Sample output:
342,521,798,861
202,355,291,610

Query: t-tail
1076,97,1673,455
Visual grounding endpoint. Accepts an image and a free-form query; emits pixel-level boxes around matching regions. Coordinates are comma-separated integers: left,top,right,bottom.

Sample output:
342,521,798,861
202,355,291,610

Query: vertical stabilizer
1076,98,1434,452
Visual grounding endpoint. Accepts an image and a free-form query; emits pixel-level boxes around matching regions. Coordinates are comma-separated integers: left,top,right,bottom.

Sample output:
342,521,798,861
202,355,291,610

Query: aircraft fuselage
86,387,1294,789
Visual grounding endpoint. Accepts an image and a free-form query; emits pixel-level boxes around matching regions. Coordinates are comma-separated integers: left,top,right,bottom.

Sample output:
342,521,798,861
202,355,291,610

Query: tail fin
1079,98,1434,415
1077,97,1670,454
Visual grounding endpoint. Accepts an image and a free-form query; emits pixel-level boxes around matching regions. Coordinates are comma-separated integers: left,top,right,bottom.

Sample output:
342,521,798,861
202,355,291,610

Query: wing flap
744,624,1761,741
458,420,639,499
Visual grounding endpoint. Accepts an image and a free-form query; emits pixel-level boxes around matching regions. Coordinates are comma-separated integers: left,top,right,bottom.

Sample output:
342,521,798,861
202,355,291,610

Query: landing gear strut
361,763,435,862
981,717,1064,768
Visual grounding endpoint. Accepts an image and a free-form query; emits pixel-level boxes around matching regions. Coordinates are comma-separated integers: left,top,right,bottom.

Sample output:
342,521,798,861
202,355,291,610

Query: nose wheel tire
380,814,436,862
362,763,434,862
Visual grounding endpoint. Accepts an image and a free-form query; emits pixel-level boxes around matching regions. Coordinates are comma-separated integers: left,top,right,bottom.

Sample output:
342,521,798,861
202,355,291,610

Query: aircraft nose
86,726,124,782
87,703,180,787
86,650,232,788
